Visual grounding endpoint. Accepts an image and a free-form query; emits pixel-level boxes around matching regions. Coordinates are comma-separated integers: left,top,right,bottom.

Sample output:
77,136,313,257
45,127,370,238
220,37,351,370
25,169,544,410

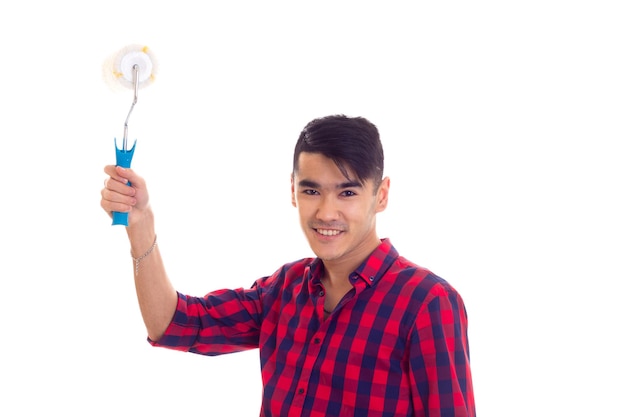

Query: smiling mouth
315,228,342,236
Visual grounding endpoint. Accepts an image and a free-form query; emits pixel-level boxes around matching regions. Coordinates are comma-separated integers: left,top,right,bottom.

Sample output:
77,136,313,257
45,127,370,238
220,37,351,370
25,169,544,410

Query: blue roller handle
112,139,136,226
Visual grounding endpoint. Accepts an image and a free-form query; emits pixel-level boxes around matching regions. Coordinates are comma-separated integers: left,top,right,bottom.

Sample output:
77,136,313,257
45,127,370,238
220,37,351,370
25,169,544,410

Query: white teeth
317,229,341,236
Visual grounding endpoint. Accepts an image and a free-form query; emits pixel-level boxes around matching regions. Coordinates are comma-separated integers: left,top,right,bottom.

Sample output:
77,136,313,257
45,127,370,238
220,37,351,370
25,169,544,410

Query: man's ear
291,174,297,207
375,177,390,213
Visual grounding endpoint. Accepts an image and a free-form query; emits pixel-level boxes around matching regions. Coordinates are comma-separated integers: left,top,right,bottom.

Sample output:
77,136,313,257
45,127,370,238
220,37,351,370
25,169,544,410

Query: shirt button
298,388,305,394
319,290,324,297
369,276,375,281
314,338,321,344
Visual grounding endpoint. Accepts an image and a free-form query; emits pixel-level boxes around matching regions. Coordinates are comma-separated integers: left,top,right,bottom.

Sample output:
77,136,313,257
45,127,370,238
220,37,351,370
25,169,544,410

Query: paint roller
103,45,158,226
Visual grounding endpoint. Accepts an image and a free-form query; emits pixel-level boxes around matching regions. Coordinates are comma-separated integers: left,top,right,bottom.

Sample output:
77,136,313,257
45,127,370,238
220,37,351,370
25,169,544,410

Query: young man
101,115,475,416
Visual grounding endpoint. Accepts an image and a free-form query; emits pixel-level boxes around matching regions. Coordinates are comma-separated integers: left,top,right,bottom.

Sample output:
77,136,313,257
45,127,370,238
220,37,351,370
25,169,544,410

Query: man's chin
309,245,344,262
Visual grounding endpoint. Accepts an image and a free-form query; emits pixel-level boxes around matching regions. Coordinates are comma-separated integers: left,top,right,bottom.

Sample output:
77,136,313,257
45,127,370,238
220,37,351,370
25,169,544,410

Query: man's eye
303,189,319,195
341,190,356,197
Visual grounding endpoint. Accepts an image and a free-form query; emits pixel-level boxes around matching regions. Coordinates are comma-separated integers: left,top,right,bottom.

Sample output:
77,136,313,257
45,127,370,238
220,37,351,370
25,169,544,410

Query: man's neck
322,237,381,287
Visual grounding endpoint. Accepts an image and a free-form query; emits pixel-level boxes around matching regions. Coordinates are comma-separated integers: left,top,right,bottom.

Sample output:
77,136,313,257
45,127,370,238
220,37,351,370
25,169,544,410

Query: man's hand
101,165,150,225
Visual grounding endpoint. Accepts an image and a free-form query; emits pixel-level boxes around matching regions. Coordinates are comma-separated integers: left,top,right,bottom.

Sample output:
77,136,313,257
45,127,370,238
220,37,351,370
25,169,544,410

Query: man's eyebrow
298,179,363,189
338,181,363,189
298,179,320,189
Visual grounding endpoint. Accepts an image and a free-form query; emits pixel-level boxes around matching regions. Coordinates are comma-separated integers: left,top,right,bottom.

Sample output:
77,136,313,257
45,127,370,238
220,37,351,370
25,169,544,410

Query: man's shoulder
281,257,317,274
387,255,458,296
260,257,316,284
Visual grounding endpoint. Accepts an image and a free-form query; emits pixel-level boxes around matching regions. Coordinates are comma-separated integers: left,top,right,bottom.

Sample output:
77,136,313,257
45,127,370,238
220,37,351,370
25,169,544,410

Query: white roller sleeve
102,44,158,91
119,50,154,84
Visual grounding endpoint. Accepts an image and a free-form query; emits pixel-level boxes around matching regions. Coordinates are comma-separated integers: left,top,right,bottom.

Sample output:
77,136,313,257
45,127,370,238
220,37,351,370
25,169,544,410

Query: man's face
291,152,389,267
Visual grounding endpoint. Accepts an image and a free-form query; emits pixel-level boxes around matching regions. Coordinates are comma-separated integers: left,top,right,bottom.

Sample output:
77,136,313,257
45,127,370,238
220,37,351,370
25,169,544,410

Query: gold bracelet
131,235,157,275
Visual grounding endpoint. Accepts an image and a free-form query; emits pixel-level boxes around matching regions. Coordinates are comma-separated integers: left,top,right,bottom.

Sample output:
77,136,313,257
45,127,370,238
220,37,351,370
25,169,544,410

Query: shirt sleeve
149,285,265,356
409,284,476,416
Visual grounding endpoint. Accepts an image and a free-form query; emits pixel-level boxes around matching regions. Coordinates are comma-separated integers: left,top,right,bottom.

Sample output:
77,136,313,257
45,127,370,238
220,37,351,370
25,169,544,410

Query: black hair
292,115,384,188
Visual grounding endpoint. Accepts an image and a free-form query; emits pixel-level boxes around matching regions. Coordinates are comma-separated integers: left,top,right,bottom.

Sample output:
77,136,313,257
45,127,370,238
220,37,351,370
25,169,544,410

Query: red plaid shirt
150,239,475,416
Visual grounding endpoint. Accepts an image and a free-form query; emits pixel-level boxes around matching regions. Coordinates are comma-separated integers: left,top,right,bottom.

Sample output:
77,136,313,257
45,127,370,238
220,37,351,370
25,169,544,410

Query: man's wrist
126,206,156,257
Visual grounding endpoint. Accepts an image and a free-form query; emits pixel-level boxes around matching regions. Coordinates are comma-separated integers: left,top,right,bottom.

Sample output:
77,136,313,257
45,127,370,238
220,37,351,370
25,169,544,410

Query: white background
1,1,624,415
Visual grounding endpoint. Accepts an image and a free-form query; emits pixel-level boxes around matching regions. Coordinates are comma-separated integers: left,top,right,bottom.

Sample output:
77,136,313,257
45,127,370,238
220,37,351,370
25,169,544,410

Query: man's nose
315,195,339,222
